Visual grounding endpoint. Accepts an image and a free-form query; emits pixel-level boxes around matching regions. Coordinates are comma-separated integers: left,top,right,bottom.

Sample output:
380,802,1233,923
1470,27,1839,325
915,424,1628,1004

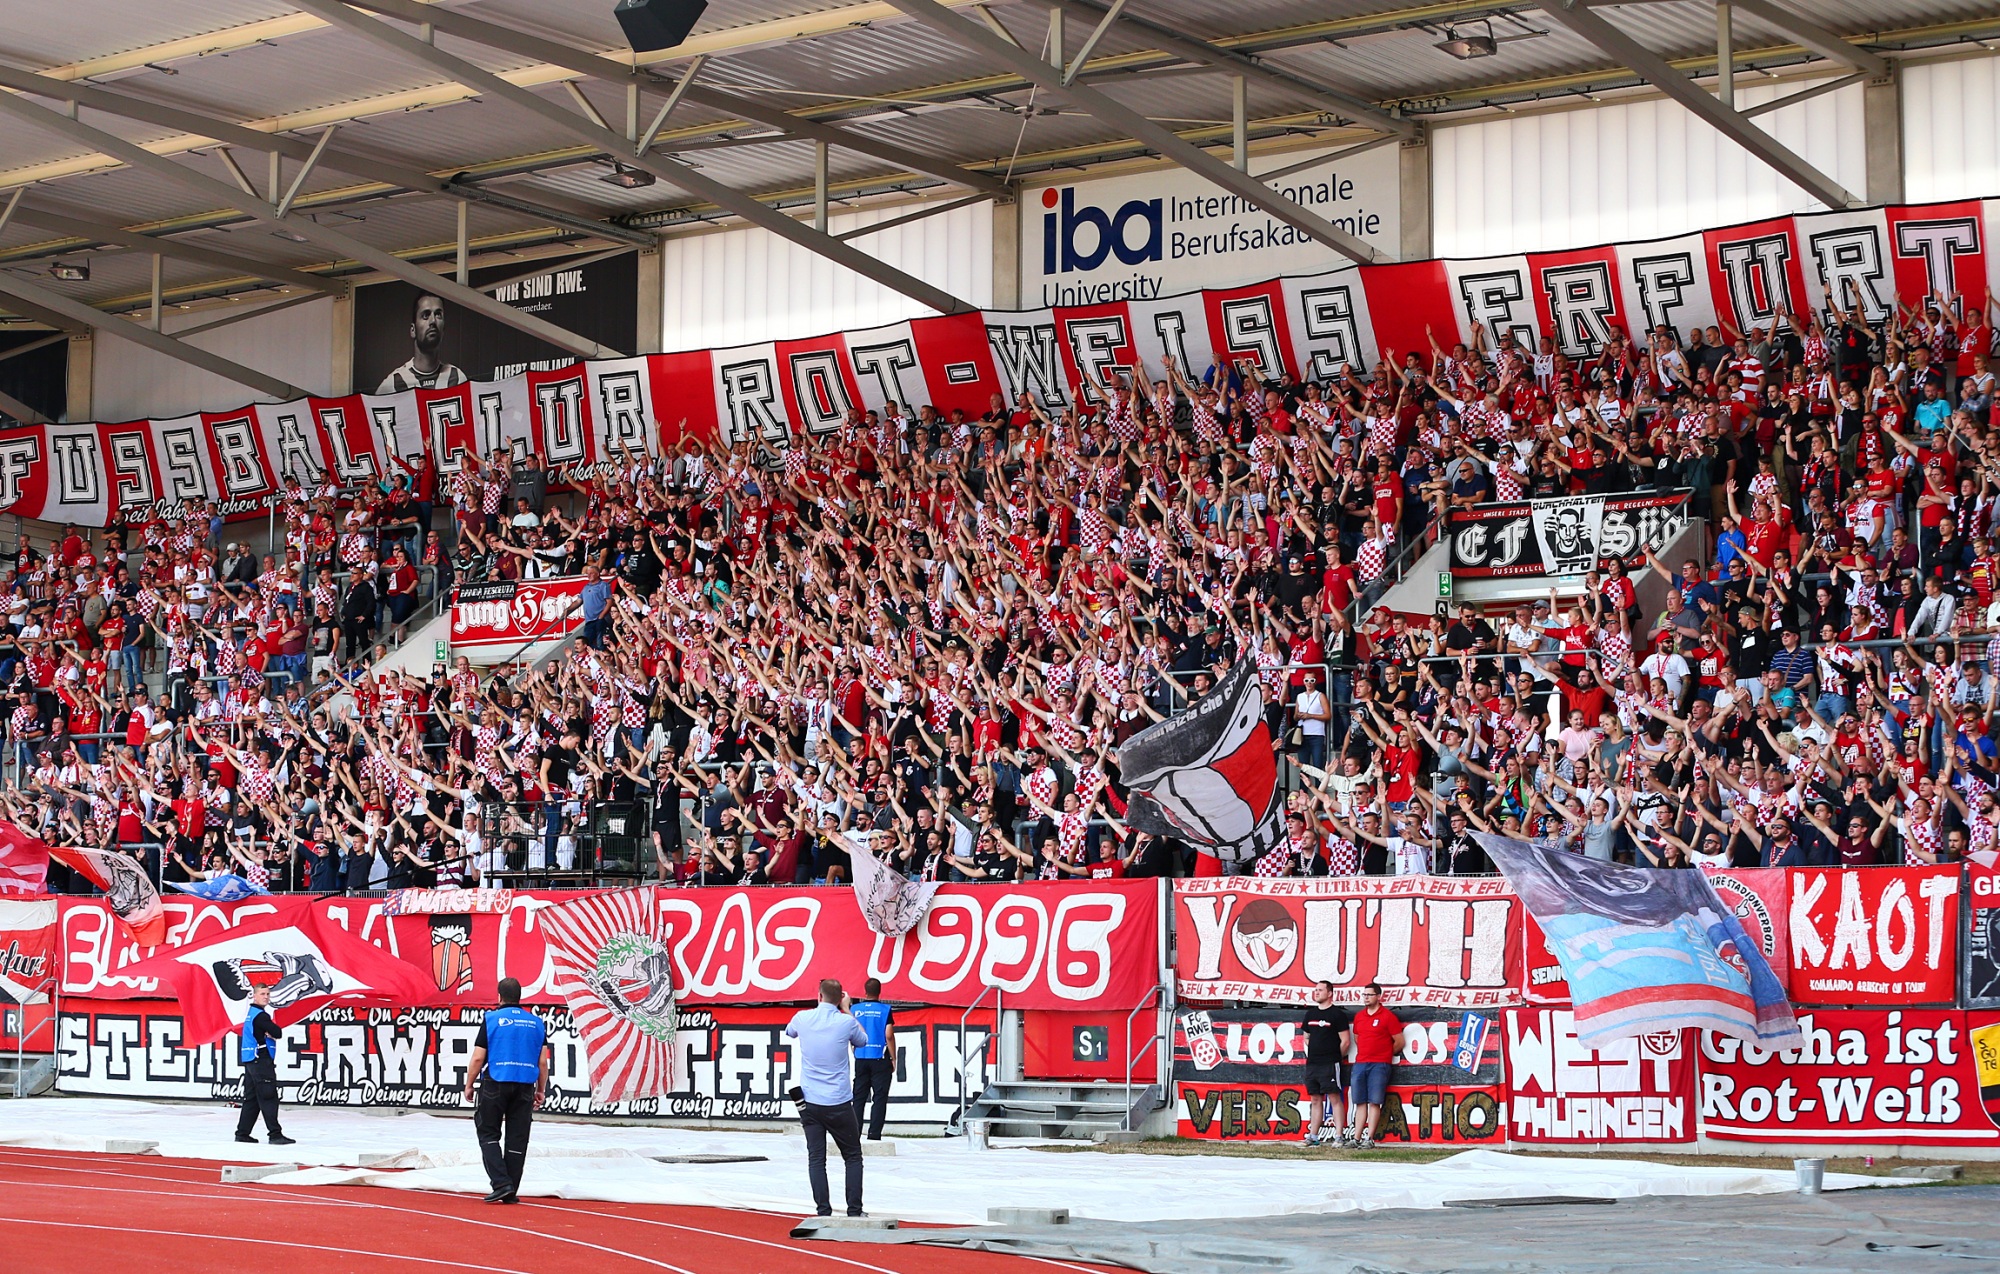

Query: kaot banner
1788,866,1959,1007
1173,876,1522,1007
7,198,1998,528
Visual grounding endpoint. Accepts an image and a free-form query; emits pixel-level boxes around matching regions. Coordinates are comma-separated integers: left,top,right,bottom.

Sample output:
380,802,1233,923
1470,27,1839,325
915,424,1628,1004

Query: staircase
961,1079,1163,1141
0,1055,55,1098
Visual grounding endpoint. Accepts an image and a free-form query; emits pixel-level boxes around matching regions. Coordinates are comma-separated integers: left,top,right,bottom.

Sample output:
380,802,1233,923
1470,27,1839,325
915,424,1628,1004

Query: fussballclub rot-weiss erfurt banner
6,197,2000,527
55,881,1159,1012
1173,876,1522,1008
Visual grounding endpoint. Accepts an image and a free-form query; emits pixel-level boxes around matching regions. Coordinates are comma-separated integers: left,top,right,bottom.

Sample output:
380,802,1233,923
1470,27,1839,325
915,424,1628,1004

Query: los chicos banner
1451,493,1692,578
451,577,589,653
1503,1007,1696,1145
56,880,1158,1012
1171,1006,1505,1144
56,999,990,1123
1701,1008,2000,1146
6,197,1999,528
1174,876,1522,1008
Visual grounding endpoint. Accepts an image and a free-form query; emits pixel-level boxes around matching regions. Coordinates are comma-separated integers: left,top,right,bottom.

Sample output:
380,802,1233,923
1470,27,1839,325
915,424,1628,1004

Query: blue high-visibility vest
240,1005,277,1064
850,1000,893,1060
483,1005,548,1083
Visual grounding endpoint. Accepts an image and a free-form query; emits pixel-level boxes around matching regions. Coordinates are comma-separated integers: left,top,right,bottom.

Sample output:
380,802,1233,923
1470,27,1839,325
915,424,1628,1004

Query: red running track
0,1147,1110,1274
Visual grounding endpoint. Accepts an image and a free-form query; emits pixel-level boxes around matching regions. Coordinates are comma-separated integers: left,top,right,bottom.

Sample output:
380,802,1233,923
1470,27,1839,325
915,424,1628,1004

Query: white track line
0,1145,1106,1273
0,1218,542,1274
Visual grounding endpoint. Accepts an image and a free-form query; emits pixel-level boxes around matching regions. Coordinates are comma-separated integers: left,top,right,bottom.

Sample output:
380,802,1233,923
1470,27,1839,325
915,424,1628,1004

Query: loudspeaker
614,0,708,53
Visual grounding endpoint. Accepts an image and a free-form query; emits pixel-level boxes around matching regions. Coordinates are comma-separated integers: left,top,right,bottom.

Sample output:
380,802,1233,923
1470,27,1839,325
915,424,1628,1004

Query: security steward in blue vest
849,978,896,1141
462,976,551,1204
235,983,296,1145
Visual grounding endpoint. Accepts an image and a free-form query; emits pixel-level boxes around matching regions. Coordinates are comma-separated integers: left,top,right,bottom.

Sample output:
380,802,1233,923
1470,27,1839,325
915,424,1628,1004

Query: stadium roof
1,0,1996,350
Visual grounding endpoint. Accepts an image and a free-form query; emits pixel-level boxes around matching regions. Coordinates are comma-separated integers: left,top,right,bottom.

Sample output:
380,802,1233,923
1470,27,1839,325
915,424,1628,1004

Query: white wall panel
658,199,991,351
1433,77,1867,258
90,296,336,420
1905,54,2000,202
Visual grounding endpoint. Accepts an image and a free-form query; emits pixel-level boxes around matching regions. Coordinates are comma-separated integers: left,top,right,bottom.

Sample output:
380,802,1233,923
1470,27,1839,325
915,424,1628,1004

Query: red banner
1503,1008,1695,1144
58,881,1160,1012
449,577,588,653
1970,856,2000,912
1174,877,1522,1008
1,899,55,1052
1700,1008,2000,1145
1787,866,1959,1006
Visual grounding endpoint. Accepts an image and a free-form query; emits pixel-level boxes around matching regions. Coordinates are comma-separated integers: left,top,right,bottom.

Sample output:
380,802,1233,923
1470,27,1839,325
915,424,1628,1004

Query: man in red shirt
1348,982,1403,1148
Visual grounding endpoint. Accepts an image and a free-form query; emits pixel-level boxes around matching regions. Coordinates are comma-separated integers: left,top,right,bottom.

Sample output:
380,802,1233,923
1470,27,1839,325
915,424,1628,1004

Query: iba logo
1042,187,1162,274
1230,898,1297,980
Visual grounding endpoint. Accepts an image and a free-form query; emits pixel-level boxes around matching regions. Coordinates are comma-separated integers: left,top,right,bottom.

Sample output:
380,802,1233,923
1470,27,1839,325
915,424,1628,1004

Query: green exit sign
435,640,449,661
1437,572,1454,598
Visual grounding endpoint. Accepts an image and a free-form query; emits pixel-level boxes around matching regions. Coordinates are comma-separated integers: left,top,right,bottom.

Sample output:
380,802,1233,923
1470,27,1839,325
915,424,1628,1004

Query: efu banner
1174,876,1522,1008
1451,493,1691,578
6,196,2000,527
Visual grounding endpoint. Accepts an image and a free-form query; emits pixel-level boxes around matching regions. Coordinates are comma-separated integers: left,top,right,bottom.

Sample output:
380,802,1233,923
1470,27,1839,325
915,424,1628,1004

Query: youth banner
1119,660,1283,866
1701,1008,2000,1146
1504,1007,1695,1144
58,880,1159,1012
12,197,1999,529
1478,834,1797,1049
1171,1006,1505,1144
1787,866,1959,1007
1450,493,1692,578
1173,875,1522,1008
55,999,992,1122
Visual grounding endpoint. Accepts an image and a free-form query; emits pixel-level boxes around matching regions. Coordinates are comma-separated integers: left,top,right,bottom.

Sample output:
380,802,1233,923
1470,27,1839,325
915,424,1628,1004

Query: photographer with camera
784,978,869,1218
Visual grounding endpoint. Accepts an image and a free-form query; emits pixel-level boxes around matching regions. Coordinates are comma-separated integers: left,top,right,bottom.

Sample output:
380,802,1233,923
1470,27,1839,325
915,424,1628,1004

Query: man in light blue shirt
578,564,613,649
785,978,869,1217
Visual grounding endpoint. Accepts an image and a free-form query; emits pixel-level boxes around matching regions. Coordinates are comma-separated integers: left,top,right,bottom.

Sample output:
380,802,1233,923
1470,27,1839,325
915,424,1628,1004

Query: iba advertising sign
1021,144,1400,306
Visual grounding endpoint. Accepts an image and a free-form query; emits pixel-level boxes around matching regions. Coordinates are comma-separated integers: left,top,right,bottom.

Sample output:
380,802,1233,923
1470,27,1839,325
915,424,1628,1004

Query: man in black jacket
342,573,378,662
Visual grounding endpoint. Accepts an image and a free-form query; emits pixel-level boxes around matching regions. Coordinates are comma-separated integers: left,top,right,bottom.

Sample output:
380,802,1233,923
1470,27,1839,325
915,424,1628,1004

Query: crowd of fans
3,289,1999,894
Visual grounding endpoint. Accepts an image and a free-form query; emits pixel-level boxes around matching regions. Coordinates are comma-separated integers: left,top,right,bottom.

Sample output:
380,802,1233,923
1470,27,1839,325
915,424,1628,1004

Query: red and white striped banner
7,197,1995,528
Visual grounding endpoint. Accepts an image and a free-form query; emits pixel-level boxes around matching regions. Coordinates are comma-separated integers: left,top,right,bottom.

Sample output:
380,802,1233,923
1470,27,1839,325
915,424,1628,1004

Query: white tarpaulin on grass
0,1099,1898,1224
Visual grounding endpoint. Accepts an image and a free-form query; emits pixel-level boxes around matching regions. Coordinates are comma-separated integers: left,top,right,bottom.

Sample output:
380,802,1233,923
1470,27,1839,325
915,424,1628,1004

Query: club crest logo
589,931,678,1043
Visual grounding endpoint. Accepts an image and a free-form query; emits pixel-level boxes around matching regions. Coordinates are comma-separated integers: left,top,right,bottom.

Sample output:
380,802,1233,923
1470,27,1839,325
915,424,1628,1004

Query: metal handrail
956,982,1001,1136
1121,984,1164,1131
10,972,56,1097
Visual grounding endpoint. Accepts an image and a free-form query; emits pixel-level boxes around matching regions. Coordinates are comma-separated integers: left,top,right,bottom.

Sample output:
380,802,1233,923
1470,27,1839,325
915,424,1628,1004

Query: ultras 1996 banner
1174,877,1522,1007
57,880,1160,1012
5,197,1998,528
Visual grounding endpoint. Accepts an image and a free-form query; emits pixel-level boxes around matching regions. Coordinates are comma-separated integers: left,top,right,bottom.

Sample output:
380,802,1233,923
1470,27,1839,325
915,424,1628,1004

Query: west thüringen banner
2,196,1995,527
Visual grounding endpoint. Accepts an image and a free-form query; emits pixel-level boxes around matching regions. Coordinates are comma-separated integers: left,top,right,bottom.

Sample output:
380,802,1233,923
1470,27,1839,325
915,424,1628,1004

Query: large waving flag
538,888,680,1104
849,833,939,936
167,873,270,902
114,909,436,1045
2,822,165,946
0,824,50,895
1477,833,1799,1049
1117,661,1282,866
